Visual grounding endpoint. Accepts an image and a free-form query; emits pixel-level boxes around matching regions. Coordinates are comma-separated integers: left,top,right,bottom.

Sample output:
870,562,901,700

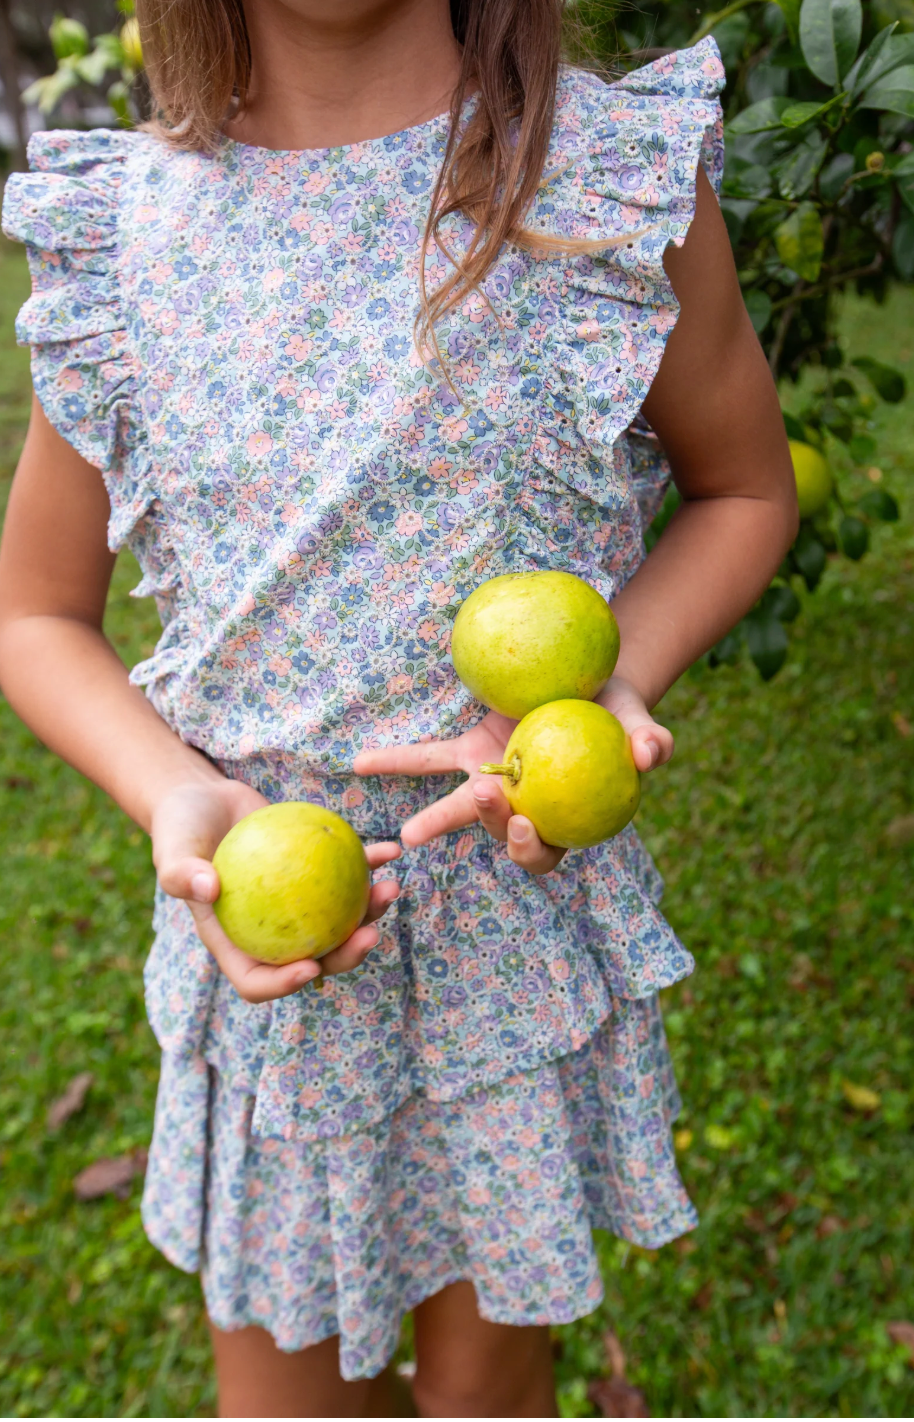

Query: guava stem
478,756,521,784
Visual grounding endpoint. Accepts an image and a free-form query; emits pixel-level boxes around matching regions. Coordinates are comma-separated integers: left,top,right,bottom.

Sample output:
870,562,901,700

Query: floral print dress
4,40,724,1379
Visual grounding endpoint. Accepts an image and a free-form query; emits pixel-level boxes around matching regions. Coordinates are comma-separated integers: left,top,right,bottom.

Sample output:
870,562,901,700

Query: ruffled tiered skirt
141,767,697,1380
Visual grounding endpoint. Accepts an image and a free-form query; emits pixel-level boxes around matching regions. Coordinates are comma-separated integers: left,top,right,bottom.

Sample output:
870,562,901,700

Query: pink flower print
439,415,470,441
57,368,83,392
387,673,413,696
279,502,300,524
455,356,481,384
576,318,601,342
303,169,330,194
484,386,506,412
246,430,273,458
281,1022,305,1045
416,619,440,643
448,469,478,494
395,510,423,536
268,654,292,675
276,375,298,399
156,308,180,335
285,334,311,361
342,231,365,252
290,212,311,233
467,1185,491,1207
426,456,453,481
341,785,365,810
150,260,174,284
549,957,571,982
328,399,349,419
310,220,334,246
135,204,158,223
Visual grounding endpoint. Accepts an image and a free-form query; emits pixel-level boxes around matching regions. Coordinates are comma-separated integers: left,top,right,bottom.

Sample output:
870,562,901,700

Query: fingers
319,922,384,976
399,780,479,847
157,853,221,904
506,816,566,875
629,721,674,772
364,841,402,868
472,775,512,842
362,877,400,925
189,900,322,1004
354,740,464,777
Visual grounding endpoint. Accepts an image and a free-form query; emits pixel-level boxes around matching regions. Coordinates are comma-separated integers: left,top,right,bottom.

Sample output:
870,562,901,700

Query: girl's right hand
151,778,401,1003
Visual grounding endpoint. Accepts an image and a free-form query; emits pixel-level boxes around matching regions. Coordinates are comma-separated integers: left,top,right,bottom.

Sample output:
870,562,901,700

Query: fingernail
190,872,213,901
473,784,492,802
644,738,659,766
509,822,530,844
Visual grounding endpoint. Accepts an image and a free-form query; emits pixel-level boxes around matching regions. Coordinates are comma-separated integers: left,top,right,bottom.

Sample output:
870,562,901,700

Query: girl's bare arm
0,401,400,999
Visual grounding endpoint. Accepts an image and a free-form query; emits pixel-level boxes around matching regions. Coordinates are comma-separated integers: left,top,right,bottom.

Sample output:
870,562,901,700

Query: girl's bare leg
208,1322,403,1418
412,1280,557,1418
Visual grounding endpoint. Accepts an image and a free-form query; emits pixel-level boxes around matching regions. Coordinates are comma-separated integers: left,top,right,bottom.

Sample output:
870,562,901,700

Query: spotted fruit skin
496,699,640,849
212,802,370,963
451,570,620,719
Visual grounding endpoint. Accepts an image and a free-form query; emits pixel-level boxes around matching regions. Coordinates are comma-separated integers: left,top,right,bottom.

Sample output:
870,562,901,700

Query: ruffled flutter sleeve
1,129,152,551
533,39,725,486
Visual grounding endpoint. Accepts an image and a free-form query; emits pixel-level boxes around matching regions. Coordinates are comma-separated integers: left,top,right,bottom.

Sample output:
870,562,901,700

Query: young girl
0,0,797,1414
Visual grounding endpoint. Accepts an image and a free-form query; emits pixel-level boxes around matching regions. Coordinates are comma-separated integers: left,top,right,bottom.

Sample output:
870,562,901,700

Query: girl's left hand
353,677,672,875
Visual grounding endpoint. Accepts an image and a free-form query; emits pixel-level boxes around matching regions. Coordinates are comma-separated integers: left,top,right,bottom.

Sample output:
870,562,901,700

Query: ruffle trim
142,1009,696,1378
144,800,694,1147
528,39,724,505
2,130,167,566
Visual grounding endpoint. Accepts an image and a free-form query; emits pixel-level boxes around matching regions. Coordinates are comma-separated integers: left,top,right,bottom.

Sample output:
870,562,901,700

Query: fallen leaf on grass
885,814,914,847
892,711,912,739
47,1072,94,1130
816,1215,847,1239
587,1330,651,1418
887,1322,914,1366
691,1280,715,1312
73,1148,147,1201
842,1080,881,1113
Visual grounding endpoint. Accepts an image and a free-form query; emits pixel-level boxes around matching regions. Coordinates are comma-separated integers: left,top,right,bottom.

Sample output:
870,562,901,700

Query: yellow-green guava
789,439,833,519
451,570,619,719
212,802,370,963
479,699,640,849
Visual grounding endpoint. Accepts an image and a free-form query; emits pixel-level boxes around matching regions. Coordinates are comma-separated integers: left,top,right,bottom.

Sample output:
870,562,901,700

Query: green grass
0,230,912,1417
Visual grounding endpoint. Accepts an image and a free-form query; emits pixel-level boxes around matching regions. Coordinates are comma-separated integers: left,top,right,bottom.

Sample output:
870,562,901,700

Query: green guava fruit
789,439,833,519
451,570,620,719
479,699,640,849
212,802,370,964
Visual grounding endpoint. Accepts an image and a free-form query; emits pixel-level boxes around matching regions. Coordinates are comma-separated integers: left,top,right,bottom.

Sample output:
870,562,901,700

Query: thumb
156,852,220,904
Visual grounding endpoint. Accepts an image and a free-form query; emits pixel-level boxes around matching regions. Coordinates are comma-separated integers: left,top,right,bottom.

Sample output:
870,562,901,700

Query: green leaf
772,0,802,41
838,514,869,558
780,96,842,127
761,584,802,622
849,28,914,96
857,488,900,521
776,131,829,199
799,0,863,86
746,610,790,680
74,45,121,85
50,14,90,59
21,62,81,115
848,432,877,462
727,97,791,134
774,202,824,281
851,356,906,402
744,289,773,334
792,526,827,588
783,411,806,440
860,63,914,117
892,208,914,279
708,627,743,667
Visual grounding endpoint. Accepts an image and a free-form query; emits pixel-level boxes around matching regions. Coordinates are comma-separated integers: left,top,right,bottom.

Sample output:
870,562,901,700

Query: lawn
0,231,912,1418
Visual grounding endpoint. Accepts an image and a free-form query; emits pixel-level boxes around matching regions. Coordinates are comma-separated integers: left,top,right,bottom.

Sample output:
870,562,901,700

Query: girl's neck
224,0,463,152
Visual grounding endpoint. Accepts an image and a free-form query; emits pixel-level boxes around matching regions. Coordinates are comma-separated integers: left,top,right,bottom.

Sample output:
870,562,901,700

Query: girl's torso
6,41,724,772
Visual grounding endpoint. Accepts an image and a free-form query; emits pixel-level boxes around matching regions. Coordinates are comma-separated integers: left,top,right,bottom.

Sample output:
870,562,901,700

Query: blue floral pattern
3,40,723,1374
